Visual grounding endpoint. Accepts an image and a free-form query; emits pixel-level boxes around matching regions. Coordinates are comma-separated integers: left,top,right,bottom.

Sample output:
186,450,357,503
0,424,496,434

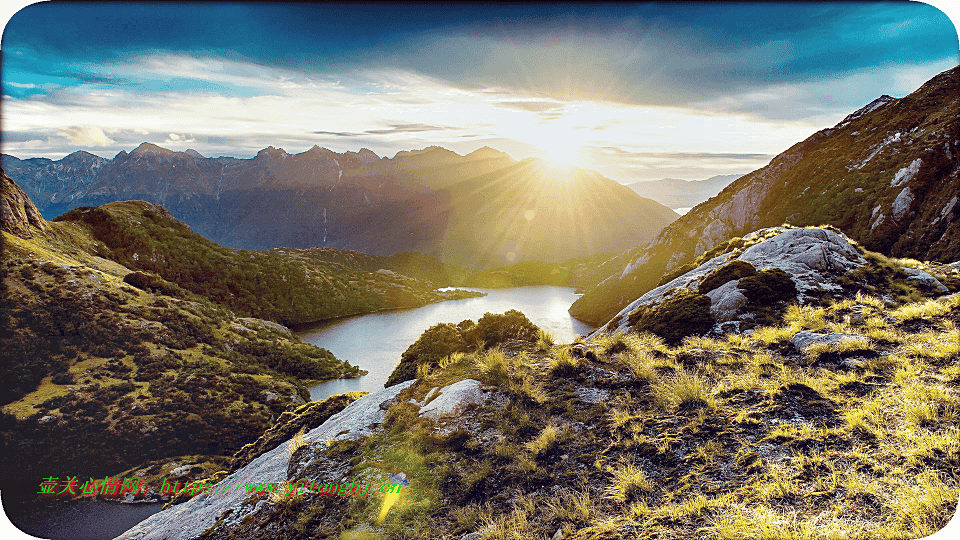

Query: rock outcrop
116,381,414,540
593,227,868,337
0,169,46,237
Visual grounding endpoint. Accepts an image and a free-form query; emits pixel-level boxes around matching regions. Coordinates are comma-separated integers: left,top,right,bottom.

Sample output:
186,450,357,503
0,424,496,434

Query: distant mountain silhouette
627,174,744,210
3,144,677,268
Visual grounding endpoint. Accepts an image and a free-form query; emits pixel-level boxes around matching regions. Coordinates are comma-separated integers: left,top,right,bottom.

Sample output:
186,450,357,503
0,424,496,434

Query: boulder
419,379,486,419
902,267,949,293
790,332,867,350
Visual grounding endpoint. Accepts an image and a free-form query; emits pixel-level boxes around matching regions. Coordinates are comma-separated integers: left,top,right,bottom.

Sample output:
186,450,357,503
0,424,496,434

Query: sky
1,2,958,183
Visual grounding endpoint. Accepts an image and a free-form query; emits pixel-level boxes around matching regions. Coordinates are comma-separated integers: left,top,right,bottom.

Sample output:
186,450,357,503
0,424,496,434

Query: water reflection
299,286,593,400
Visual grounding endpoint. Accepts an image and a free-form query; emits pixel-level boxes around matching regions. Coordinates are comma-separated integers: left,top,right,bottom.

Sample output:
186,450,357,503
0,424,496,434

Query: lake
300,286,594,400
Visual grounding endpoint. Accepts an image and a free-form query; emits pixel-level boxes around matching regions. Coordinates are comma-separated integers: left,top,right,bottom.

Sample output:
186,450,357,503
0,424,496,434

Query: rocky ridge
571,65,960,326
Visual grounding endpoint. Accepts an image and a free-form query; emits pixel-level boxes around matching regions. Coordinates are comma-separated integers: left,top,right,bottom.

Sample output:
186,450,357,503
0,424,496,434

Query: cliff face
0,169,46,237
572,66,960,326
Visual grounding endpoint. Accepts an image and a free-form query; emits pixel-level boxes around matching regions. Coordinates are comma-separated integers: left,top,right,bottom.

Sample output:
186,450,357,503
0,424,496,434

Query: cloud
363,123,449,135
496,101,563,112
597,147,773,161
57,126,115,146
163,133,196,145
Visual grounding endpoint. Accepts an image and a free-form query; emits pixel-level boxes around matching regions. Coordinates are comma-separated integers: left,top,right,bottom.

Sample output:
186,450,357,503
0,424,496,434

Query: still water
300,286,593,400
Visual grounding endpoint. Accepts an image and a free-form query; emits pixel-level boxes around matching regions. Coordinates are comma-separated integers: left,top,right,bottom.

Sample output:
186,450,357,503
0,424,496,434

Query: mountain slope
3,144,677,268
571,65,960,326
1,170,365,492
53,202,480,327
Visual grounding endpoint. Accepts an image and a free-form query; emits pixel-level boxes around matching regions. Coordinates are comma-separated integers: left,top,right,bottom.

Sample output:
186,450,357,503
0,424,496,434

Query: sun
536,134,584,168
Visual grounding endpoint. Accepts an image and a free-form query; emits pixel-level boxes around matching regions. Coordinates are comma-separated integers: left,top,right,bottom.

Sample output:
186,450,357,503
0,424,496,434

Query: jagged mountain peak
183,149,205,159
256,146,288,159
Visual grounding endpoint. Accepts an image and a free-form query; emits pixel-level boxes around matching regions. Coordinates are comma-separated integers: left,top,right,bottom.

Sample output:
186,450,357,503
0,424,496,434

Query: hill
3,144,678,268
571,65,960,326
1,169,366,493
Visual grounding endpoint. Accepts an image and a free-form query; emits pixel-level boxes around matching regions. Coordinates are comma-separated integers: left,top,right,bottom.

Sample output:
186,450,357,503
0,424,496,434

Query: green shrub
739,268,797,305
697,260,757,294
466,310,541,348
385,323,467,386
386,311,543,386
626,290,714,345
123,271,183,297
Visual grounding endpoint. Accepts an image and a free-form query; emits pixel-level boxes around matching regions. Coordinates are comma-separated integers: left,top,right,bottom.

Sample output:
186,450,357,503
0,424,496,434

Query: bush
626,290,714,346
697,260,757,294
465,310,541,348
123,271,183,297
385,310,543,386
739,268,797,305
385,323,467,386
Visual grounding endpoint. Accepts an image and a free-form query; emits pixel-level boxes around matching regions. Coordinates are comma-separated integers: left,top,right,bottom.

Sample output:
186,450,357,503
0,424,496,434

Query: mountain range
627,173,744,210
2,144,677,269
571,65,960,326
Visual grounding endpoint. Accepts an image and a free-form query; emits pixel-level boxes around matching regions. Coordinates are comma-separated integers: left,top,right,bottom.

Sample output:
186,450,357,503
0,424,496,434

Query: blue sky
1,2,957,182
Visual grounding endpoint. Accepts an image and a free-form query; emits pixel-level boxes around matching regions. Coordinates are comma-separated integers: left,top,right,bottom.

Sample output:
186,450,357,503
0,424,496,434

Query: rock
706,280,748,322
790,332,866,350
38,415,57,425
892,187,914,220
553,528,566,540
461,528,492,540
891,158,922,187
1,171,47,237
575,386,610,404
238,317,291,335
419,379,486,419
902,267,949,293
116,381,414,540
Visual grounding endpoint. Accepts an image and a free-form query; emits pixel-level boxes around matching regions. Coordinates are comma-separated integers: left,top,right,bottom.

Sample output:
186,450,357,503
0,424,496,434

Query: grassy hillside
189,278,960,539
0,220,365,492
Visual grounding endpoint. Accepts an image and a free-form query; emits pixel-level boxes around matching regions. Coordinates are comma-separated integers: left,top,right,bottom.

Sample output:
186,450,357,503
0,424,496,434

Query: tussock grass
892,295,960,321
604,460,652,502
547,348,578,376
523,423,559,457
785,304,828,331
654,369,714,410
545,488,594,522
